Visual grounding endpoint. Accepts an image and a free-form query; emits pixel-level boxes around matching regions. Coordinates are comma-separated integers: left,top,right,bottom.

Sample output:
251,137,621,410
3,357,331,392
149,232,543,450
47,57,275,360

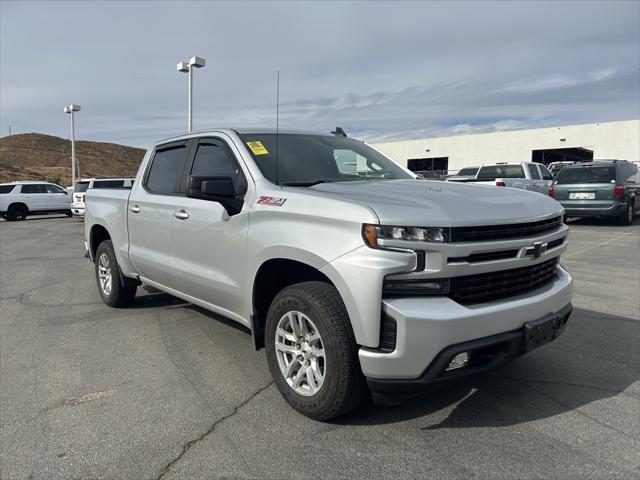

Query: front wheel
265,281,367,421
95,240,137,307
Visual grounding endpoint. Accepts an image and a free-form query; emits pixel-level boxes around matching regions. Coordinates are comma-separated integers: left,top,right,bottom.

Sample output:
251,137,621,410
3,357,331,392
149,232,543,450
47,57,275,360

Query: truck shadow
336,307,639,428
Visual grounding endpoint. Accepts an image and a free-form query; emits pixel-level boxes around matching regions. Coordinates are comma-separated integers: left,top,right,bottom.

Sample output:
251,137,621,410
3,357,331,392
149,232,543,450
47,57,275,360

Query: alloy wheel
97,253,113,296
274,311,326,396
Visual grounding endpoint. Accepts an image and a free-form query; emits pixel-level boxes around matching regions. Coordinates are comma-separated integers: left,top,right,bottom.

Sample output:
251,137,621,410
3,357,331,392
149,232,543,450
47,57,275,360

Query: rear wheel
265,281,367,421
64,210,73,217
95,240,137,307
619,202,634,226
6,204,28,221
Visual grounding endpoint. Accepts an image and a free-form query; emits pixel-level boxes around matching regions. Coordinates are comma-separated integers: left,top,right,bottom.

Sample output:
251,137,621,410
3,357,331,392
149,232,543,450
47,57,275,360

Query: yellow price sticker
246,141,269,156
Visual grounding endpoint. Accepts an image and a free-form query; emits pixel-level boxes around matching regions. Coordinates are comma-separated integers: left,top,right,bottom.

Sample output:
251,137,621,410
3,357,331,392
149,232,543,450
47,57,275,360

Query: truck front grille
450,216,562,242
449,258,559,304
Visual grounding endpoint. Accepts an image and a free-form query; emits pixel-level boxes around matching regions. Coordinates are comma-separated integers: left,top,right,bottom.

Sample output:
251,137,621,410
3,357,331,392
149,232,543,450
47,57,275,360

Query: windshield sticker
257,196,286,207
246,141,269,156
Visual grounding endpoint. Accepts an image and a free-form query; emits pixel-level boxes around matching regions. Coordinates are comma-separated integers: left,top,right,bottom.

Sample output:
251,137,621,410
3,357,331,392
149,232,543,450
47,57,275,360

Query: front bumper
359,265,573,384
71,204,85,217
367,304,572,404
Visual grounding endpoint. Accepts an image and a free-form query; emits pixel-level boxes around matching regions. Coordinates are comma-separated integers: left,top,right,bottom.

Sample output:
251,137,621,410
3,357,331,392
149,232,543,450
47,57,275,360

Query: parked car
548,161,575,177
445,166,479,182
0,181,72,221
72,177,134,217
84,129,573,420
549,160,639,225
467,162,553,194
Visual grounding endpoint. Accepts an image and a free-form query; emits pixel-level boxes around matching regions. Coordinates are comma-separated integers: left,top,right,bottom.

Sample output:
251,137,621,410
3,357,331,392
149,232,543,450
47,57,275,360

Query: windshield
476,165,525,181
75,182,89,193
238,133,412,185
555,166,616,184
457,167,478,176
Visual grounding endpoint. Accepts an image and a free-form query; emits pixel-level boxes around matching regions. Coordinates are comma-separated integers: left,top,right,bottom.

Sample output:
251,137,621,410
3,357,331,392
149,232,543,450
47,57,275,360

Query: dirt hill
0,133,146,186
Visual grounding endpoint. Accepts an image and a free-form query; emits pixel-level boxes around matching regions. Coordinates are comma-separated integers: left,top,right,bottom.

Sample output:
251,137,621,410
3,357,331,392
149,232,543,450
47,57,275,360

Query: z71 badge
257,196,287,207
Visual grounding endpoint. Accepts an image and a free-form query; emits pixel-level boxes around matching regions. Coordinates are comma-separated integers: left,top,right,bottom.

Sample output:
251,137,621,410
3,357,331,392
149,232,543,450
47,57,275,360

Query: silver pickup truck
453,161,554,194
85,129,573,420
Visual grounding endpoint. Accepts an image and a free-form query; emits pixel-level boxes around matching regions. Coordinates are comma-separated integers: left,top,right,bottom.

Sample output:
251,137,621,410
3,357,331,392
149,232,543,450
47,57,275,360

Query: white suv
0,181,72,221
72,178,134,217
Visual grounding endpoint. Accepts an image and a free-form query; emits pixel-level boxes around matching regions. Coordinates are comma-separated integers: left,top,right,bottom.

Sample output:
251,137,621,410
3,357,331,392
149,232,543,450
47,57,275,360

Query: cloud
0,0,638,147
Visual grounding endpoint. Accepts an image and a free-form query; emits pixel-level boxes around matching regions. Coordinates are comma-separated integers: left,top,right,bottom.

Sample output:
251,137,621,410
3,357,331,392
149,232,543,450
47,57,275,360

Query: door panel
170,138,250,319
20,184,48,210
171,197,249,316
127,189,181,286
45,184,71,209
127,141,190,289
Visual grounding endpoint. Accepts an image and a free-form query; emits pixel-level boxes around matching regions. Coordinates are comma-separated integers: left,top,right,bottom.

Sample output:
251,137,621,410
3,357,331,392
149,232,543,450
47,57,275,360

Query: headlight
362,224,448,247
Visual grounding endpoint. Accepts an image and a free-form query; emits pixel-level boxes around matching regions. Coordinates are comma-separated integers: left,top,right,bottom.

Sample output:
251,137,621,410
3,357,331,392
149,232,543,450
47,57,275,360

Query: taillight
614,184,624,200
496,181,506,187
548,186,554,197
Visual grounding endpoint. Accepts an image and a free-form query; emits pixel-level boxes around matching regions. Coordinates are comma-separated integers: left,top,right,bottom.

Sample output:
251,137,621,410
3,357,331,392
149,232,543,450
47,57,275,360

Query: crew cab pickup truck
85,129,573,420
465,162,553,194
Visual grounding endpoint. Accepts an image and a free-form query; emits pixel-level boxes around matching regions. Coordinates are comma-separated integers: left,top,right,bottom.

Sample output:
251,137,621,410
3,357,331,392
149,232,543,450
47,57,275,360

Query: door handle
130,205,141,213
173,210,189,220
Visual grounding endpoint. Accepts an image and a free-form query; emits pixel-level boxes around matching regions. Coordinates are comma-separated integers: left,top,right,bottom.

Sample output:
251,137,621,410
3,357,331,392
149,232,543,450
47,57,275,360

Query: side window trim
179,136,248,194
142,139,192,196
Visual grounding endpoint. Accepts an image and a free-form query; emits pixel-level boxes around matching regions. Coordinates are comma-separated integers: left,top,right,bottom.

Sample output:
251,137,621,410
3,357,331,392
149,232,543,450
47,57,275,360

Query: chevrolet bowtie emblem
526,241,547,259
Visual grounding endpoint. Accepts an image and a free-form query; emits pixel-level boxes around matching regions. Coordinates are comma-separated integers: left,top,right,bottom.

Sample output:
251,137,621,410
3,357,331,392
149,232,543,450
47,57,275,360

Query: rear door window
145,143,189,194
476,165,525,181
555,166,616,184
20,184,47,194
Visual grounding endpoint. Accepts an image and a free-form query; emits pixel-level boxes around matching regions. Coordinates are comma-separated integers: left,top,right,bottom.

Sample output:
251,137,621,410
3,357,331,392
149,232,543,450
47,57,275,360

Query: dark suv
549,160,639,225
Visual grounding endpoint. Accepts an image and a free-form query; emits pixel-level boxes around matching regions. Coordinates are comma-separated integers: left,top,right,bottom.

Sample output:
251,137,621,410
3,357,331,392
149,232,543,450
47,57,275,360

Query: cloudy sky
1,0,639,148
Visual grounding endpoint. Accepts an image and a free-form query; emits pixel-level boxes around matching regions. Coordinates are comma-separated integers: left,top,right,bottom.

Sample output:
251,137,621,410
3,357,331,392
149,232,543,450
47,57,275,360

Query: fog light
446,352,470,371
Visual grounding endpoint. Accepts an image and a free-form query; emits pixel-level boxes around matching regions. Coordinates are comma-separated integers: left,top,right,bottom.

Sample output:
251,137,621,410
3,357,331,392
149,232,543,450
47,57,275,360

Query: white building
373,119,640,176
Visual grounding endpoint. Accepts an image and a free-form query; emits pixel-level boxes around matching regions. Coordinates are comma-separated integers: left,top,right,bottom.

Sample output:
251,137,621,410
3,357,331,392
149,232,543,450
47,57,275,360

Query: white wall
373,120,640,172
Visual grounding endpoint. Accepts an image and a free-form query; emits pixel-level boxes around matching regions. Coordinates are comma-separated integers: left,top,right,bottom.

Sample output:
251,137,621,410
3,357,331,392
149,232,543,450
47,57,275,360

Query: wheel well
252,259,332,350
90,225,111,259
8,202,28,212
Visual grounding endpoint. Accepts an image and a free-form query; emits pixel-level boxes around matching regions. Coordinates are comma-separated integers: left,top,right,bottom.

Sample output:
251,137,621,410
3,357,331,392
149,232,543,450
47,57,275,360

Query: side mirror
187,176,247,215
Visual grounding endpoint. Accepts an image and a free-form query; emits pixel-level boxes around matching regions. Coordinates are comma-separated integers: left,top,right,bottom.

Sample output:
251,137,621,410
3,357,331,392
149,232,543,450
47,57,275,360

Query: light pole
177,56,206,131
64,104,81,189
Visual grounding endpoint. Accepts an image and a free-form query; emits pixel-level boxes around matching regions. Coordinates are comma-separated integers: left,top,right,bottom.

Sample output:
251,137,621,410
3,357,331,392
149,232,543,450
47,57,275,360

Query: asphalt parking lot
1,215,638,480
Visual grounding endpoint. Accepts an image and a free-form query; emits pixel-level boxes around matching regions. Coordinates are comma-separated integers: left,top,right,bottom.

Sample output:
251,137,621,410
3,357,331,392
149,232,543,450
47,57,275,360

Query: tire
618,202,634,226
6,204,28,221
95,240,137,307
265,281,367,421
65,210,73,217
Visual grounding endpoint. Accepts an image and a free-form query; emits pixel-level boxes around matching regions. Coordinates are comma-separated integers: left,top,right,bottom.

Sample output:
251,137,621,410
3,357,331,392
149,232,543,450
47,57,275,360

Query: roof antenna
275,69,280,186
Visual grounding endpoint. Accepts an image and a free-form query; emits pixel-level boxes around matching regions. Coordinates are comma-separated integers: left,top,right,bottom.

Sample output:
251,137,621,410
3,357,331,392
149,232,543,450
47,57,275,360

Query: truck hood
297,179,562,226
